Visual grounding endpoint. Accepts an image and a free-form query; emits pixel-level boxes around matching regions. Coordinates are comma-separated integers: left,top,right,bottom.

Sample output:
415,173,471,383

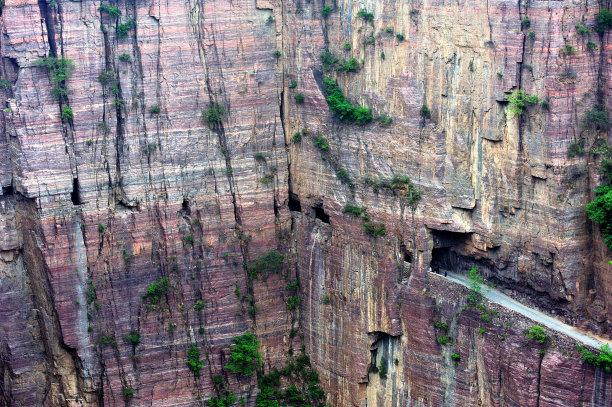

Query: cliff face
0,0,611,405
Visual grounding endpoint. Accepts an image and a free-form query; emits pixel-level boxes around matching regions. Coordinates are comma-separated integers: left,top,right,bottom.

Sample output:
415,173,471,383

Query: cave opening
71,178,81,205
429,230,472,274
288,194,302,212
312,205,330,224
401,244,412,263
182,198,190,215
2,184,13,196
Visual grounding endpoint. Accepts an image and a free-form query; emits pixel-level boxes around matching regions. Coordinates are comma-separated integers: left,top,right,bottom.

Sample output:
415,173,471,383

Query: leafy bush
208,394,236,407
287,295,300,310
266,15,275,25
35,57,75,103
248,250,285,278
337,58,359,73
320,50,339,70
322,5,331,18
586,184,612,250
194,300,205,310
577,344,612,372
124,330,141,345
595,10,612,33
363,221,385,237
342,204,364,217
437,335,451,345
433,320,448,330
524,325,548,344
587,40,598,51
143,276,171,303
343,42,351,50
505,89,539,117
337,168,351,184
202,103,226,128
116,18,134,40
567,140,585,158
521,17,530,28
582,105,609,130
225,332,262,377
187,343,204,376
561,44,578,55
119,52,131,62
576,22,591,35
323,78,372,124
378,114,393,125
419,104,431,119
528,31,536,40
291,131,302,143
288,80,297,89
149,104,161,115
357,9,374,22
467,266,483,303
294,93,304,103
122,386,135,400
99,3,121,17
451,353,460,362
313,133,329,151
286,280,299,291
61,106,73,123
396,33,405,41
378,357,388,378
273,50,281,58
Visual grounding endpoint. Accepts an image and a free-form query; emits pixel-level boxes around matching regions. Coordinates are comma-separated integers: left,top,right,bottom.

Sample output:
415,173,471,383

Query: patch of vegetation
194,300,205,310
384,26,394,34
595,10,612,33
208,394,236,407
524,325,548,344
123,330,141,345
248,250,285,278
577,344,612,372
586,184,612,250
528,31,536,41
363,221,386,237
567,140,585,158
266,15,275,25
291,130,302,143
323,78,372,125
378,114,393,125
419,104,431,119
582,105,609,131
288,80,297,89
116,18,134,40
343,42,351,50
561,44,578,55
576,22,591,35
321,294,330,304
378,357,388,379
521,17,530,28
287,295,300,310
336,168,352,186
357,9,374,23
451,353,460,362
260,174,273,185
505,89,539,117
587,40,598,51
313,133,329,151
122,386,135,400
225,332,262,377
286,280,299,291
119,53,131,62
342,204,365,217
149,104,161,115
337,57,359,73
320,50,339,71
396,33,405,41
273,50,281,58
294,93,304,103
143,276,171,303
35,57,75,103
433,320,448,330
202,103,226,128
322,5,331,18
98,3,121,17
61,106,73,123
467,266,483,303
437,335,451,345
186,343,204,376
254,152,266,162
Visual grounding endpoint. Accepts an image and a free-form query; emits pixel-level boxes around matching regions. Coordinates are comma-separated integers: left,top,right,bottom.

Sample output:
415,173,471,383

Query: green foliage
123,330,141,345
35,57,75,103
98,223,105,233
567,140,585,158
101,334,115,344
578,344,612,372
266,15,275,25
254,152,266,162
294,93,304,103
248,250,285,278
194,300,205,310
61,106,73,123
600,158,612,184
343,204,364,217
524,325,548,344
396,33,405,41
116,18,134,40
378,357,388,378
313,133,329,151
321,294,330,304
582,105,609,131
286,280,299,291
288,80,297,89
528,31,536,41
149,104,161,115
202,103,226,128
541,97,550,110
497,72,503,80
336,168,351,185
98,3,121,17
561,44,578,55
521,17,530,28
323,78,373,125
208,394,237,407
586,184,612,250
337,57,359,73
0,79,10,89
343,42,351,50
184,234,194,245
595,10,612,33
260,174,273,185
143,276,171,303
437,335,451,345
357,9,374,22
419,104,431,119
119,53,131,62
287,295,300,310
291,131,302,143
587,40,598,51
478,327,486,335
122,386,135,400
322,5,331,18
467,266,483,303
384,26,394,34
320,50,339,70
225,332,262,377
273,50,281,58
576,22,591,35
378,114,393,125
433,320,448,330
505,89,539,117
363,221,386,237
450,353,460,362
186,343,204,376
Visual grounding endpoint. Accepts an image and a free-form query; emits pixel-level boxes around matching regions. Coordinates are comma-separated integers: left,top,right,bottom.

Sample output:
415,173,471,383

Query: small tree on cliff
225,332,262,377
467,266,483,303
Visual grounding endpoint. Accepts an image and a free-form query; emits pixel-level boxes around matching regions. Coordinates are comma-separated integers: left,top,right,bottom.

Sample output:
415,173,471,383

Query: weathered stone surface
0,0,611,405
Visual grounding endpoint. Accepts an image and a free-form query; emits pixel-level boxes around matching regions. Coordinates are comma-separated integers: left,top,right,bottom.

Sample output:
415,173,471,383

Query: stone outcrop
0,0,611,405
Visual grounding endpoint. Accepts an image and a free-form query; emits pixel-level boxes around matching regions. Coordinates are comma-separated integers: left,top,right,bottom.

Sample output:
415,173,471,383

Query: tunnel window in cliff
312,205,330,224
71,178,81,205
429,230,472,274
289,194,302,212
2,184,13,196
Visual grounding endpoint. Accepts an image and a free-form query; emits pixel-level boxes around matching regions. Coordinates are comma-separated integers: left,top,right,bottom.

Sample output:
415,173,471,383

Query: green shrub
184,234,194,245
313,133,329,151
288,80,297,89
419,104,431,119
521,17,530,28
143,276,171,303
123,330,141,345
450,353,460,362
35,57,75,103
337,168,350,184
384,26,394,34
337,57,359,72
541,97,550,110
254,152,266,162
357,9,374,22
287,295,300,310
342,204,364,217
363,221,385,236
586,184,612,250
497,72,503,80
266,15,275,25
98,3,121,17
524,325,548,344
101,334,115,344
116,18,134,40
194,300,205,310
587,40,598,51
567,140,585,158
291,131,302,143
396,33,405,41
202,103,226,128
577,344,612,372
273,50,281,58
343,42,351,50
323,78,372,124
561,44,578,55
286,280,299,291
320,50,339,70
119,53,131,62
378,114,393,125
61,106,73,123
187,343,204,376
294,93,304,103
381,51,386,60
248,250,285,278
576,22,591,35
528,31,535,40
437,335,451,345
467,266,483,303
225,332,262,377
321,294,330,304
322,5,331,18
582,105,609,130
260,174,273,185
433,320,448,330
378,357,388,378
149,104,160,115
505,89,539,116
122,386,135,400
595,10,612,33
208,394,236,407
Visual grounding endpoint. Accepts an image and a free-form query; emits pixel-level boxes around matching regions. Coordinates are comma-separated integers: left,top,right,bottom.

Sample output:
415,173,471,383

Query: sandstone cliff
0,0,611,405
